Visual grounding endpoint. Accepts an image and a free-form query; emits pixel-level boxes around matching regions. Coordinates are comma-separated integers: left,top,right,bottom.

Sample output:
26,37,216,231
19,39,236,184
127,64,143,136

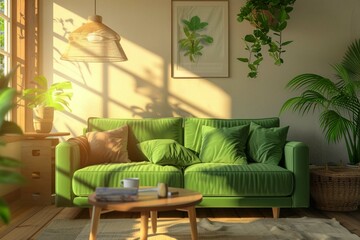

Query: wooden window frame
11,0,38,132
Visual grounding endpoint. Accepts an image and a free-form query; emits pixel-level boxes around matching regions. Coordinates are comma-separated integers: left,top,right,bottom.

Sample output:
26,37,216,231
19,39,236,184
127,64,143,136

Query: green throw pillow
247,122,289,165
199,125,249,164
137,139,201,167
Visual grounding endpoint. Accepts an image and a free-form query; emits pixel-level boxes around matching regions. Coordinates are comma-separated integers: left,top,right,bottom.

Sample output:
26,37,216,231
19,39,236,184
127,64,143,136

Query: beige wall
39,0,360,165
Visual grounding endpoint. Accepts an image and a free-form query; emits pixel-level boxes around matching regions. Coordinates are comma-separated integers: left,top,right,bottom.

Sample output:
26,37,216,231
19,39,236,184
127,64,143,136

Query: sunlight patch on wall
168,74,231,118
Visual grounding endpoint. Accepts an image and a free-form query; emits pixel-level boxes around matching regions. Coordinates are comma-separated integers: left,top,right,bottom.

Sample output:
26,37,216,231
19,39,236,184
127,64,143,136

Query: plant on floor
237,0,296,78
178,15,214,62
280,39,360,165
0,68,24,224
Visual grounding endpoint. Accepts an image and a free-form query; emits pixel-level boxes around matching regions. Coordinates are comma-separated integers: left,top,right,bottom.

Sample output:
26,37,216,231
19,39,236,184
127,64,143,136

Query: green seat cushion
247,122,289,165
199,125,249,164
87,117,183,162
184,117,279,153
137,139,201,167
72,162,183,196
184,163,293,196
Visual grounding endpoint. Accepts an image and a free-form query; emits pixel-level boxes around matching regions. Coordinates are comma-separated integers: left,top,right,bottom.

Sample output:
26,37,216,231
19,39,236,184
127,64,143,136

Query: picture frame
171,0,229,78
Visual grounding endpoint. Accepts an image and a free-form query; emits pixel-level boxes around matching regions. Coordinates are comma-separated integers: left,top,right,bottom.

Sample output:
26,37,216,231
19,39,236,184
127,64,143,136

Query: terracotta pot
33,106,54,133
251,9,278,29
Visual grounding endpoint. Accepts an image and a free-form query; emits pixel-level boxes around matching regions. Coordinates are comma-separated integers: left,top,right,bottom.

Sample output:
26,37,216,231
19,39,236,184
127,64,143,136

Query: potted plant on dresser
237,0,297,78
22,75,73,133
280,39,360,211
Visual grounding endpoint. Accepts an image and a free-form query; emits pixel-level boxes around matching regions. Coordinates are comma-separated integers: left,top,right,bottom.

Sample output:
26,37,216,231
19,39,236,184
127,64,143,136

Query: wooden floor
1,200,360,240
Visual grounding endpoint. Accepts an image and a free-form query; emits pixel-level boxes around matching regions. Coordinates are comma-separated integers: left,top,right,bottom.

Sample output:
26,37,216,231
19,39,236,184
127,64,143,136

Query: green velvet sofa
55,117,309,218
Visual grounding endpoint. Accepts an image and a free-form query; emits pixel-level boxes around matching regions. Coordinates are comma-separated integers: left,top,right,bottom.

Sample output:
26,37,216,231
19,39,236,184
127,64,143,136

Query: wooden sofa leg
272,207,280,218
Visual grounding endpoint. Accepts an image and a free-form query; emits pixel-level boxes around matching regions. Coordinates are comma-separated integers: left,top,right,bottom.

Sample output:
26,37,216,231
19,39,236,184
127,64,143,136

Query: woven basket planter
310,167,360,211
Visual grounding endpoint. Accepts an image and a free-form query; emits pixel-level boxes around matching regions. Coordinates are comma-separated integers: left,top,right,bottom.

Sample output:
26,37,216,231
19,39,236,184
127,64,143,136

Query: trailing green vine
237,0,296,78
178,16,214,62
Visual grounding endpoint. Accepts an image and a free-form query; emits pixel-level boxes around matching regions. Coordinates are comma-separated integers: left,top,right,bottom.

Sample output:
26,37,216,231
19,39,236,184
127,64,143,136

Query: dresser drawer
20,139,56,205
22,146,52,159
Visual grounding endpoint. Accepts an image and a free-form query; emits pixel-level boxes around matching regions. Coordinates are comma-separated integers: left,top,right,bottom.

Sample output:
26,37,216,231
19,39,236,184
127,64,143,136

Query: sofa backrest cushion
183,117,280,154
87,117,183,162
247,122,289,165
199,124,249,165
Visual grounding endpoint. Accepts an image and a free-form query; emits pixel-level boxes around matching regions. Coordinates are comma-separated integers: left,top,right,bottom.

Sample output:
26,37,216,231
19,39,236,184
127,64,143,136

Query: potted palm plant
22,75,73,133
237,0,296,78
0,68,24,224
280,39,360,211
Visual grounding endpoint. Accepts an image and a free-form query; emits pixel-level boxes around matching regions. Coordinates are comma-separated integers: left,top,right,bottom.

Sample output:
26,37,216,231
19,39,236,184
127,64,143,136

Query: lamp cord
94,0,97,15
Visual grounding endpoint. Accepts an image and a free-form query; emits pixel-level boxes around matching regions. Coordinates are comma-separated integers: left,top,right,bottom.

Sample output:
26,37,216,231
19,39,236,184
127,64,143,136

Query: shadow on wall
53,17,205,121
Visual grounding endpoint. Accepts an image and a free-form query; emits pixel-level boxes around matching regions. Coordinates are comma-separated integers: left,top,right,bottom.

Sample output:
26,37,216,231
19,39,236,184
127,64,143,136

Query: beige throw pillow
68,136,91,167
86,125,130,165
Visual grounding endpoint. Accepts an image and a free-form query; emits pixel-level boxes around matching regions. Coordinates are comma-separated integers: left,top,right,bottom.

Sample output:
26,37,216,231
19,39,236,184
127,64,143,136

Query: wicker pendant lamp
61,0,127,62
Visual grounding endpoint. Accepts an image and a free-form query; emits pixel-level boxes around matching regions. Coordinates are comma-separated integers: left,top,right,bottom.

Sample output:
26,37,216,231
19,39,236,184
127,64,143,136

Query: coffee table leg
151,211,158,234
140,211,150,240
187,206,198,240
89,206,102,240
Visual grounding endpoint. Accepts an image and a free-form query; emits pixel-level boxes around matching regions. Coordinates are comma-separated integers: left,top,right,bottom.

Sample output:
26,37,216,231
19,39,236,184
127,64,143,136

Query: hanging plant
237,0,296,78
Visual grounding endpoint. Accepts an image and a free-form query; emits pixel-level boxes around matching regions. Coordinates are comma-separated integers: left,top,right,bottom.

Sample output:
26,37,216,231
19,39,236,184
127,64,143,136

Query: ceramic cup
121,178,139,189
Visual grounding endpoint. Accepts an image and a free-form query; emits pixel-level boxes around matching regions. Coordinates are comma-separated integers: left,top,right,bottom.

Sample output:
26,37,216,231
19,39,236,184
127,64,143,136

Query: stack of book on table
95,187,138,202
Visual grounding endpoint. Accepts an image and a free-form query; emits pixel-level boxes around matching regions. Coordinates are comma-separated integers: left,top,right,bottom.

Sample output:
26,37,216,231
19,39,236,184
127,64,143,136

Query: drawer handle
32,172,40,179
32,150,40,156
32,193,41,199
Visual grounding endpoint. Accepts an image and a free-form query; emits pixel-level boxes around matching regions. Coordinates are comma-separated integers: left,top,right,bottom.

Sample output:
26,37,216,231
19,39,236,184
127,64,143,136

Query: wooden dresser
21,132,69,205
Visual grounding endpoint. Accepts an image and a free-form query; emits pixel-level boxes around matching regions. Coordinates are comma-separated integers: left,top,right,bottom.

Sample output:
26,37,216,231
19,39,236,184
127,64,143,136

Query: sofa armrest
55,141,82,207
284,141,309,207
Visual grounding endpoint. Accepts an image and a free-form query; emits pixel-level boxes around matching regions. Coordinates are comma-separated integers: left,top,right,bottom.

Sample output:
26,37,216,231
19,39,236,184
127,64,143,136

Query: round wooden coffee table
88,187,202,240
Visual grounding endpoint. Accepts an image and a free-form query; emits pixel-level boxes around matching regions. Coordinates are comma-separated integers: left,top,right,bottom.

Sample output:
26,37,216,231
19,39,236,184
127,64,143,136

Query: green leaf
0,199,10,224
189,16,201,31
268,43,279,52
253,57,263,65
183,27,191,38
285,7,294,13
0,170,25,185
237,58,249,63
275,59,282,65
0,156,23,168
0,88,16,127
199,22,208,30
0,121,23,135
244,34,256,43
0,67,18,89
248,71,258,78
279,9,288,23
33,75,48,89
281,40,293,46
248,64,257,71
201,35,213,44
278,21,287,31
181,19,190,27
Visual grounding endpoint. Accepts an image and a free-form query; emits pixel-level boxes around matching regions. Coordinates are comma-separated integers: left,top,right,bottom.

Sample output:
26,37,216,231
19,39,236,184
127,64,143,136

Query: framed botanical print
171,0,229,78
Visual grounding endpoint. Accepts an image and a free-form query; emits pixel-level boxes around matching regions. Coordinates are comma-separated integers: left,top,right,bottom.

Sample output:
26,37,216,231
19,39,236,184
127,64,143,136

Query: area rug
37,217,360,240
